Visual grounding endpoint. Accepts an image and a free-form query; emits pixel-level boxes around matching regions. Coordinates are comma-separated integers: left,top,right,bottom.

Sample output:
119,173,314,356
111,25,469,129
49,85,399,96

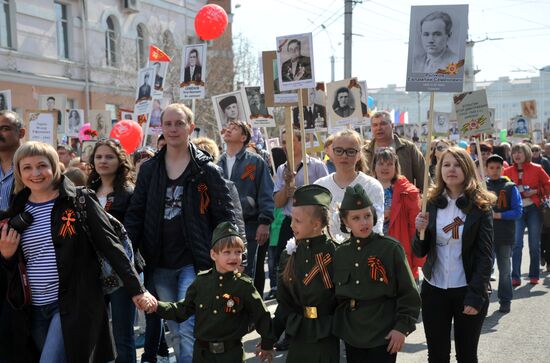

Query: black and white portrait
212,90,249,133
0,90,12,111
359,81,368,117
136,67,155,101
151,60,168,94
245,87,268,116
39,93,67,130
89,110,112,139
276,32,315,91
406,5,469,93
433,112,450,136
510,117,530,136
81,140,97,162
183,47,203,83
326,79,362,129
180,44,207,100
66,109,84,137
292,85,327,130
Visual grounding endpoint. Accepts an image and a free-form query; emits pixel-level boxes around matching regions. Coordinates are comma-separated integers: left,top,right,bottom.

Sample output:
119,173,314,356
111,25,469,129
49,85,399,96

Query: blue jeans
142,273,169,362
494,244,513,305
512,205,542,280
31,302,67,363
152,265,196,363
106,287,136,363
244,223,259,280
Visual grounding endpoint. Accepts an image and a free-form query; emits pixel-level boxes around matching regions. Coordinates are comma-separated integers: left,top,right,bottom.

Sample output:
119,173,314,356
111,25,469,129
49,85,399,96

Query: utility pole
331,55,335,82
344,0,353,78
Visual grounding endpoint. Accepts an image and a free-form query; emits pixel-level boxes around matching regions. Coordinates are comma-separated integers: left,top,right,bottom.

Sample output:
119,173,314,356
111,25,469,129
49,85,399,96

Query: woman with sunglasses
315,129,384,241
429,139,452,179
87,138,139,363
414,147,495,362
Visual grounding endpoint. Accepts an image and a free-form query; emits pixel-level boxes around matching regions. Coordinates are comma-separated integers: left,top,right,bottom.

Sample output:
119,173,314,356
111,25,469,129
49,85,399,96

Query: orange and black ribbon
303,253,333,289
59,209,76,238
497,190,507,209
442,217,464,239
197,183,210,215
241,164,256,181
368,256,388,284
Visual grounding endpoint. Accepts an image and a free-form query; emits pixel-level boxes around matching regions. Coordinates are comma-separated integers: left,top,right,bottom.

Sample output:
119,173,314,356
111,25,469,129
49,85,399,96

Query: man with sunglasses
364,111,427,191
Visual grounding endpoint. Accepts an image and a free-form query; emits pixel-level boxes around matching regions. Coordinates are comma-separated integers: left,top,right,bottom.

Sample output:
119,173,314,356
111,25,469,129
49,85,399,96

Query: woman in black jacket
87,138,137,363
414,147,496,363
0,141,155,363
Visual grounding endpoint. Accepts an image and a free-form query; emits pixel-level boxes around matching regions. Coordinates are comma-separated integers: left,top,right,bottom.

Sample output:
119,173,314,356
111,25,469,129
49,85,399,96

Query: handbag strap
73,187,96,249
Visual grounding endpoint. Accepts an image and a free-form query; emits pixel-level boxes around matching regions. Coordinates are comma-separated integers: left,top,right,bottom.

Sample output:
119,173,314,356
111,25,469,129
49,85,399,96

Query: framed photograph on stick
0,90,12,111
212,90,250,134
326,78,362,130
262,51,307,107
276,33,315,91
24,111,57,146
242,86,275,128
405,4,469,92
180,43,207,100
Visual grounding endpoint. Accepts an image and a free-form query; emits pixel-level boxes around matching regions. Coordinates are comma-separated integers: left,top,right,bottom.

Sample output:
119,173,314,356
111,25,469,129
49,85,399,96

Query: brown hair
430,139,453,166
428,147,496,212
13,141,62,193
339,206,378,235
282,205,329,286
87,139,135,192
373,148,401,183
511,143,533,163
64,167,87,187
211,236,245,253
333,129,368,173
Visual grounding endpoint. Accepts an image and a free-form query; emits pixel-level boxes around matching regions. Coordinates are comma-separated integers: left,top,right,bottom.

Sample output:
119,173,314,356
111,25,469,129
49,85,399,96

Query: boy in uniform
149,222,275,362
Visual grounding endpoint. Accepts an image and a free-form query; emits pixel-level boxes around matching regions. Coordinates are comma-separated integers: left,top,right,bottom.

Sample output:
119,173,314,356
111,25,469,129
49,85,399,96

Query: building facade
0,0,234,138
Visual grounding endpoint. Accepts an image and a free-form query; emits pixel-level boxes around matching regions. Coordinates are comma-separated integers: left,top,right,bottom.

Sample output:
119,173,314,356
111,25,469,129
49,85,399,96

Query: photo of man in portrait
332,87,355,118
293,88,326,129
281,39,312,82
138,72,152,99
514,118,529,135
153,62,164,91
412,11,459,73
184,48,202,83
247,88,268,116
219,95,241,125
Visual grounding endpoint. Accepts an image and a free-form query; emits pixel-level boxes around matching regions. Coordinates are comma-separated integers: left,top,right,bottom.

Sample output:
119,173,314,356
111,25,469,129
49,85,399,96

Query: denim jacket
218,147,274,225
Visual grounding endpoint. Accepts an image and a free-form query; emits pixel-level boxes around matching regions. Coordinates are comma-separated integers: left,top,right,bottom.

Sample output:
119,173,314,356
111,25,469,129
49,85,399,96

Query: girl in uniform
333,184,420,363
274,184,339,362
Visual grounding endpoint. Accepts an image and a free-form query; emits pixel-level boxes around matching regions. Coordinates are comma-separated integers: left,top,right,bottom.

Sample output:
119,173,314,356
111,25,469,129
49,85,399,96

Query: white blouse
426,194,468,289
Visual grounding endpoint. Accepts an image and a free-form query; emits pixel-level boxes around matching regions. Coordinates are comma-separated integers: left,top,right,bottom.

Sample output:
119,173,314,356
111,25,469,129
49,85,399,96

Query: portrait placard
242,87,275,128
212,90,250,134
521,100,537,119
120,110,134,120
89,110,112,139
38,94,66,134
276,33,315,91
454,89,491,138
180,44,207,100
148,59,169,99
0,90,12,111
292,83,327,131
25,111,57,146
433,111,451,136
65,109,84,137
508,116,530,137
449,121,460,141
405,4,469,92
326,78,362,130
135,66,155,103
359,81,369,117
81,140,97,162
147,98,169,135
267,138,280,150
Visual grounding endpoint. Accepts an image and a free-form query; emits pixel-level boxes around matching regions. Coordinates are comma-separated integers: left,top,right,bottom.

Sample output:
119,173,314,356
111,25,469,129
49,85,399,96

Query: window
105,16,117,67
0,0,13,48
55,2,69,59
136,24,147,69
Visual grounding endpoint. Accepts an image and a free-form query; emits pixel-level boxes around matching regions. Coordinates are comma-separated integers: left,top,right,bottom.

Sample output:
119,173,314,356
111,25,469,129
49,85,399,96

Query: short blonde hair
193,137,220,162
14,141,62,193
161,103,194,125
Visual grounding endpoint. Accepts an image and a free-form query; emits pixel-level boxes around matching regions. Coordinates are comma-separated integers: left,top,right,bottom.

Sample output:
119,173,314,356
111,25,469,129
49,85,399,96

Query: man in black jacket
125,103,235,362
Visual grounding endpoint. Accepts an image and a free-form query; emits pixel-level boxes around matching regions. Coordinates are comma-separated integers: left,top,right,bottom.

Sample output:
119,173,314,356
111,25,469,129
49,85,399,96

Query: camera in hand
0,212,34,234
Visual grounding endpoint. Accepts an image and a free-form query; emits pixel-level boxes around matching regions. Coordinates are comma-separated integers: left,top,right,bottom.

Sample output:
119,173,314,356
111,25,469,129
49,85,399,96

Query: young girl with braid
273,184,339,363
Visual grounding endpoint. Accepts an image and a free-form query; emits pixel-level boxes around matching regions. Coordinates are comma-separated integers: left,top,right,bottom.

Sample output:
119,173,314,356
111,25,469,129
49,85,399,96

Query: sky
232,0,550,89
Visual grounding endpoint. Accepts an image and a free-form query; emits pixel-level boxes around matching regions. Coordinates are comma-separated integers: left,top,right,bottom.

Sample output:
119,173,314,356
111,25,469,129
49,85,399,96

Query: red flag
149,45,171,62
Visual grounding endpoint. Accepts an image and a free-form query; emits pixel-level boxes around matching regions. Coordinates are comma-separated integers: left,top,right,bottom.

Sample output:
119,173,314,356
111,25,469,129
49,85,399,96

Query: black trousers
276,216,293,259
345,343,396,363
421,281,488,363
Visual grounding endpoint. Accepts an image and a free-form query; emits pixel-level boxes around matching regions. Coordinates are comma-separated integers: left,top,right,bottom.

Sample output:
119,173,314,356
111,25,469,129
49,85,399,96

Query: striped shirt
21,199,59,306
0,165,14,211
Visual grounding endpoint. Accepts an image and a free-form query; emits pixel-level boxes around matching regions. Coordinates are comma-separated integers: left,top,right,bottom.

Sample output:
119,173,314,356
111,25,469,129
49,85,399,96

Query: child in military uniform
149,221,275,363
333,185,420,363
274,184,339,362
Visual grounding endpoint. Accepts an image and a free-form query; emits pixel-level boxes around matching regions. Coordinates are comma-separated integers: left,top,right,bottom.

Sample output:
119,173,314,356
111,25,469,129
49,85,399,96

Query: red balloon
109,120,143,154
194,4,228,41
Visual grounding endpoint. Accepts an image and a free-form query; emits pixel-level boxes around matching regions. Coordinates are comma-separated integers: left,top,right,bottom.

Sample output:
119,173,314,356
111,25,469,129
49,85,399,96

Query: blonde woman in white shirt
414,147,496,363
315,129,384,242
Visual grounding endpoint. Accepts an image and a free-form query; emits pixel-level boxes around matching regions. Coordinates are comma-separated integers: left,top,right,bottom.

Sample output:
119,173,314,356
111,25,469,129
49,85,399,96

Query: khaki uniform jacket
332,233,421,349
363,134,427,191
156,269,275,360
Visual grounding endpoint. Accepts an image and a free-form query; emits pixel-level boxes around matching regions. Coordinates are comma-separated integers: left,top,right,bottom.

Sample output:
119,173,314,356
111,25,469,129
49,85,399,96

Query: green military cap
340,184,373,210
292,184,332,208
211,221,241,247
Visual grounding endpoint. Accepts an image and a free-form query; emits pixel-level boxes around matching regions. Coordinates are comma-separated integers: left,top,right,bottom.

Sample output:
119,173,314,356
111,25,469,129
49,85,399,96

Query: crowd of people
0,106,549,363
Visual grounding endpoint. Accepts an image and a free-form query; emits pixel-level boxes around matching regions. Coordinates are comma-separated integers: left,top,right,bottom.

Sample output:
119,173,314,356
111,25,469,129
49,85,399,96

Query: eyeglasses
97,137,121,146
332,147,359,157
